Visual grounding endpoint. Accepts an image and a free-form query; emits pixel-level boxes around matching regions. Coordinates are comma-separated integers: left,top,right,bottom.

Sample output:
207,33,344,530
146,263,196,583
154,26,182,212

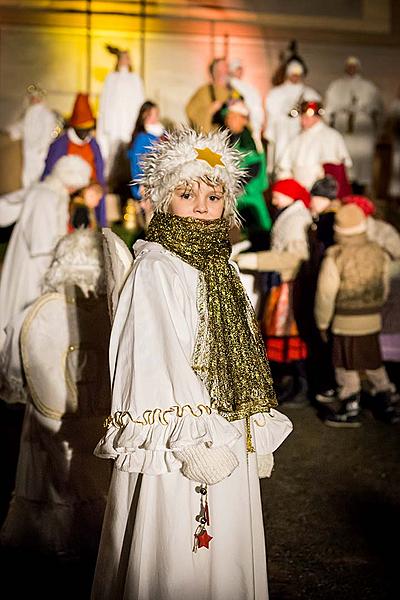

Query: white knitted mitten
174,444,239,485
257,453,274,478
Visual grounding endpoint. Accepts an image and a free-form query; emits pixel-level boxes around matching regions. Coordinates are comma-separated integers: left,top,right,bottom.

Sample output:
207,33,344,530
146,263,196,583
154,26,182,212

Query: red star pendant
197,530,213,549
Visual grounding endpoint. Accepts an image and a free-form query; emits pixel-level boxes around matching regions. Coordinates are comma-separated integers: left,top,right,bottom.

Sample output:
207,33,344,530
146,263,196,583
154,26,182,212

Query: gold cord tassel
246,416,255,453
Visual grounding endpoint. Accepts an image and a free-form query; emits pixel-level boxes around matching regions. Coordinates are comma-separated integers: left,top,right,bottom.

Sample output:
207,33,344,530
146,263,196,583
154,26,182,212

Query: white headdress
43,230,106,297
286,60,304,76
137,127,244,224
52,154,92,191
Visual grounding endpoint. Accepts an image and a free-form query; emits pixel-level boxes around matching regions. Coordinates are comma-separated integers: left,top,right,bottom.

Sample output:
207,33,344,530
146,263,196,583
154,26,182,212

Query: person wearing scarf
91,128,292,600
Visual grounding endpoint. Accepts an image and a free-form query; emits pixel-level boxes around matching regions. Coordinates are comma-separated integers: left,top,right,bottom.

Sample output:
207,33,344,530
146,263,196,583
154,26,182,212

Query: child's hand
83,184,103,208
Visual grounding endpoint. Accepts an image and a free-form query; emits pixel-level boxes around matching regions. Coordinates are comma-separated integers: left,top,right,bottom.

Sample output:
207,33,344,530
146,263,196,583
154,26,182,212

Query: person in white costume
0,155,91,349
229,58,265,151
91,128,293,600
264,59,321,173
97,47,145,176
277,100,353,193
6,84,59,189
324,56,384,193
387,85,400,199
0,229,112,557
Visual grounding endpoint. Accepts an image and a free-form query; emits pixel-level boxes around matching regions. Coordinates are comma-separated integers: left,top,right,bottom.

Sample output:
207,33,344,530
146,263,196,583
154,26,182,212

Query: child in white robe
91,128,293,600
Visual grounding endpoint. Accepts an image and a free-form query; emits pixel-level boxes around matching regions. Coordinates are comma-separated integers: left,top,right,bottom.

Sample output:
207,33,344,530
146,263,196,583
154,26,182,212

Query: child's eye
181,192,192,200
209,195,222,202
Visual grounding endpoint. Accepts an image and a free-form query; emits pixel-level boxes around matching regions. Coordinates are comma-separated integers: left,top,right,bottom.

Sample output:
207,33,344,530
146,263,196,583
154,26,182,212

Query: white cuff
173,443,239,485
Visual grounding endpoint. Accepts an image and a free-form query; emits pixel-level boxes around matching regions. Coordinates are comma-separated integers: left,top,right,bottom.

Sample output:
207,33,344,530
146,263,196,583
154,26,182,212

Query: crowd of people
0,40,400,599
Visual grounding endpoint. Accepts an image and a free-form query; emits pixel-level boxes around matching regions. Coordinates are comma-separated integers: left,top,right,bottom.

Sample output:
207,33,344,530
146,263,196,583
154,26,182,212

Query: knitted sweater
315,233,390,335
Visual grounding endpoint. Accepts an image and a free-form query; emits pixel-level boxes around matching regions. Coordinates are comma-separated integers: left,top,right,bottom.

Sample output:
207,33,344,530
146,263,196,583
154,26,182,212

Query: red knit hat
342,194,375,216
69,93,95,129
272,179,311,208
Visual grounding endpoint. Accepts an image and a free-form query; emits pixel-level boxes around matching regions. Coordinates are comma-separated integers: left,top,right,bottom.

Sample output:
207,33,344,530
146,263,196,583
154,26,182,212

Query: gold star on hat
195,147,225,168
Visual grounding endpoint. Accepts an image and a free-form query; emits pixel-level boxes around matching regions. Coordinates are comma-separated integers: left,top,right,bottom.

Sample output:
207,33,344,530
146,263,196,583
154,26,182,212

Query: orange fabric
261,281,299,338
67,140,96,180
69,93,95,128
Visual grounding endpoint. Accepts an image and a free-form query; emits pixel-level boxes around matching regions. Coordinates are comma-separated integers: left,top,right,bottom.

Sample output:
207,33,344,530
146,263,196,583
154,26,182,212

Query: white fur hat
52,154,92,190
138,127,244,223
43,229,106,297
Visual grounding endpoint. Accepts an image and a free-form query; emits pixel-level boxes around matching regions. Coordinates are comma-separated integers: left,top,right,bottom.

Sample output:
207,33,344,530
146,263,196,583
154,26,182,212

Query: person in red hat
42,93,106,226
235,178,312,406
277,100,352,197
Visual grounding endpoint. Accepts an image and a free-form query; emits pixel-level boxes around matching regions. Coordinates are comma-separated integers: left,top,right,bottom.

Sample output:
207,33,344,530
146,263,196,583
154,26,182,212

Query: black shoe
324,394,362,428
370,391,400,424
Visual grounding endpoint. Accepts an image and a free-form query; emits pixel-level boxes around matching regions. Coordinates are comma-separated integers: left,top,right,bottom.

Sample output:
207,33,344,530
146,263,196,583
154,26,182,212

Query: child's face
169,179,225,220
272,191,293,210
311,195,331,215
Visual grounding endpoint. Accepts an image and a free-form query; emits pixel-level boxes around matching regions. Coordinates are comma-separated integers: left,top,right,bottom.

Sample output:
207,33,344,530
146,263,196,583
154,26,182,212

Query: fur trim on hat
137,127,245,227
43,230,106,297
272,178,311,208
52,155,91,191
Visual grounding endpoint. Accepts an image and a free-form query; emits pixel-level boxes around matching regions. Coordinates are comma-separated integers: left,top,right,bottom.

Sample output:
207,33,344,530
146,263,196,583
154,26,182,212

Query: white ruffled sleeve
250,409,293,456
249,409,293,478
94,246,241,475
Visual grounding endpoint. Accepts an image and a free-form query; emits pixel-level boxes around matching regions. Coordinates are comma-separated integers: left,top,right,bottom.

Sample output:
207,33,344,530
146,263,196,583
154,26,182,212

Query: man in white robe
6,84,58,189
264,59,321,174
0,155,91,349
387,87,400,199
229,58,265,151
324,56,384,192
277,100,352,194
97,48,145,176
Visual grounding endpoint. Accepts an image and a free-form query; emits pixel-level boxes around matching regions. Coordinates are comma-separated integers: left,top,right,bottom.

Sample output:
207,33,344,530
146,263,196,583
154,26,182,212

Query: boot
275,374,295,403
324,393,361,428
370,390,400,424
282,376,309,408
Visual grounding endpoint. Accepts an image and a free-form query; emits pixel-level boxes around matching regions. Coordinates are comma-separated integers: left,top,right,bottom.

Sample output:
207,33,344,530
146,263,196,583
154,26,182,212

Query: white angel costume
91,129,293,600
0,155,91,348
7,101,58,189
92,239,292,600
0,230,112,557
97,68,145,174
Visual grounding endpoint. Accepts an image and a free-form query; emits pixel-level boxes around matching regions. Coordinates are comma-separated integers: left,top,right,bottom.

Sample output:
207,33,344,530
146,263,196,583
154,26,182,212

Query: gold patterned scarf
146,212,277,426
